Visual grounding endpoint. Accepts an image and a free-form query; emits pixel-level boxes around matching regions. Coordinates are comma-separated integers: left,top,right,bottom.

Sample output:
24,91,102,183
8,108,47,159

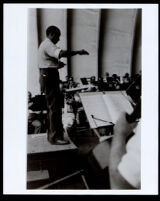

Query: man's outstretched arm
59,49,89,58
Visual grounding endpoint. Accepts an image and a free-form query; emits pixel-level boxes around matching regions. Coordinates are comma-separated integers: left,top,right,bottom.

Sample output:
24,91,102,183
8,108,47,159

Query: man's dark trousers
40,68,64,141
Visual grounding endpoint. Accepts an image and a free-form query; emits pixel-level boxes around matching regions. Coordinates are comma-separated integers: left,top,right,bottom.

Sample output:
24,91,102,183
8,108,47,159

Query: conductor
38,25,89,145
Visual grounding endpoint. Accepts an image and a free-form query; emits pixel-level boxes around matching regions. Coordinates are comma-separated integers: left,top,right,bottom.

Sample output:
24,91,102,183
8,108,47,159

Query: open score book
79,91,134,129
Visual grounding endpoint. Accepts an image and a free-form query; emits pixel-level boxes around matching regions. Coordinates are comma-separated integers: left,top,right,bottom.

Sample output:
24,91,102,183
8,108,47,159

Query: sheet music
80,91,133,128
79,92,112,128
102,91,133,124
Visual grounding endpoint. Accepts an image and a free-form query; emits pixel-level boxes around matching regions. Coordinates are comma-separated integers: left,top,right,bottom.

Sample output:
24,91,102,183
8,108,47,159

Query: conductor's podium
27,133,77,155
27,133,79,188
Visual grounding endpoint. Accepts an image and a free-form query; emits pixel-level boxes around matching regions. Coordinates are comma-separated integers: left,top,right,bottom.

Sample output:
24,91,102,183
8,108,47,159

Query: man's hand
114,112,137,138
79,49,89,55
58,61,66,68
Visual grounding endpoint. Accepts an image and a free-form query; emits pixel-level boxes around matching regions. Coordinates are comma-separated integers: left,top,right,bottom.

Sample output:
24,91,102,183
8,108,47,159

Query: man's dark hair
46,26,61,37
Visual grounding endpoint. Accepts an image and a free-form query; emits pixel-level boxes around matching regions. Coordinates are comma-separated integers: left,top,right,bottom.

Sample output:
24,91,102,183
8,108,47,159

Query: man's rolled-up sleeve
45,44,61,59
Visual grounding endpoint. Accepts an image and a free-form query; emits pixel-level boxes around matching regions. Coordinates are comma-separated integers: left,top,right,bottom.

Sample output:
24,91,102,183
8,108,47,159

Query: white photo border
3,3,159,195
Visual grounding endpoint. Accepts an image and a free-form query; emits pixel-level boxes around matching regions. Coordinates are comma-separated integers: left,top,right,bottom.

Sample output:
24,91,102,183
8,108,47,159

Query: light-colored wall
100,9,137,77
70,9,100,80
27,9,40,96
132,9,141,74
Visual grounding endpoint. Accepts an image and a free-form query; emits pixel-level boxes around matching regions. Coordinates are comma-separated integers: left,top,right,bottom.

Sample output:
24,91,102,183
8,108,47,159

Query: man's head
46,26,61,44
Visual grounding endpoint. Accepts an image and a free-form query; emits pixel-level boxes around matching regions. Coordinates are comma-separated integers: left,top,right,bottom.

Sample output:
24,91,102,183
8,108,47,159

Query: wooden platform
27,133,77,155
27,133,79,173
27,170,49,182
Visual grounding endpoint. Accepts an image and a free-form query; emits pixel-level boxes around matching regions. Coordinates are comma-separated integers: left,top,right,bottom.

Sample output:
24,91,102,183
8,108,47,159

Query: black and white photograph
3,3,158,195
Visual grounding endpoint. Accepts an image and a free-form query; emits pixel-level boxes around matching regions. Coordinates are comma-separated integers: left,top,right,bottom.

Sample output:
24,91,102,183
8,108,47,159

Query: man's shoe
50,139,69,145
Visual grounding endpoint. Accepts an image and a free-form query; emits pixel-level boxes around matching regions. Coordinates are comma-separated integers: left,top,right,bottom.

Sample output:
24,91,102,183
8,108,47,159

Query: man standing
38,26,89,145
